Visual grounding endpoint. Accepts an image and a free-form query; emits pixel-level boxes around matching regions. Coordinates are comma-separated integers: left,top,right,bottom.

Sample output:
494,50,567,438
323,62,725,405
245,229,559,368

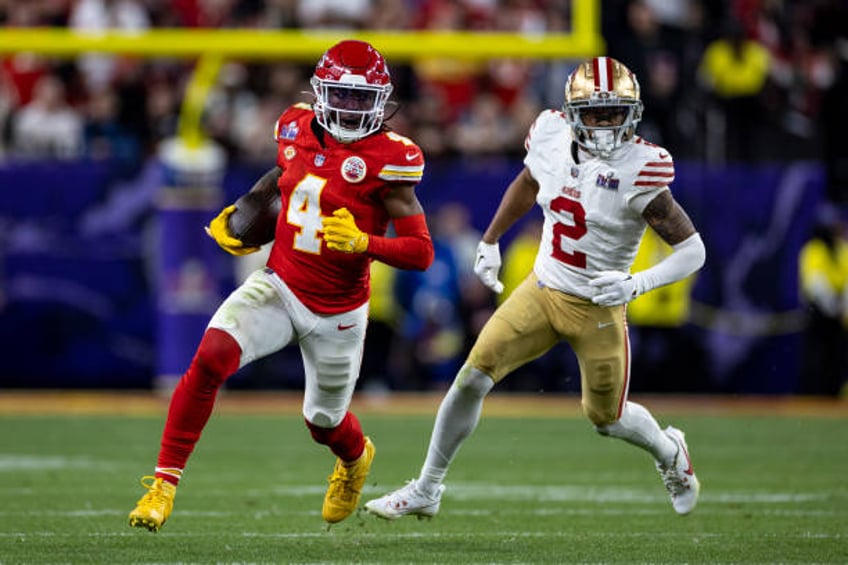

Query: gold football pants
468,273,630,425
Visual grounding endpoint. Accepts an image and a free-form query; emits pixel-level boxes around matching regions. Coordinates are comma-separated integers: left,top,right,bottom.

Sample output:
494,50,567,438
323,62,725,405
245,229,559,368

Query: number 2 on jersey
550,196,587,269
287,174,326,254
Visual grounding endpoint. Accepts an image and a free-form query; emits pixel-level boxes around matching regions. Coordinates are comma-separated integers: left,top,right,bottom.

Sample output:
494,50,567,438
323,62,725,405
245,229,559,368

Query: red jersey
266,104,425,314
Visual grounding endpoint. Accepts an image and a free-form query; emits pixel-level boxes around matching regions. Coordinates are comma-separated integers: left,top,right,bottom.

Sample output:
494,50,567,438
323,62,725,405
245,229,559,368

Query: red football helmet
311,40,393,143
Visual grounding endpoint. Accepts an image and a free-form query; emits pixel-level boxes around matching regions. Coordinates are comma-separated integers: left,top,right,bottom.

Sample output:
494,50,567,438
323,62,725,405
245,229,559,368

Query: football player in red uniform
129,40,434,532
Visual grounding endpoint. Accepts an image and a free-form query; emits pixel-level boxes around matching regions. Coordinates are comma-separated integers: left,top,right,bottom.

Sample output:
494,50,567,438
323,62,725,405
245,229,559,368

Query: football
227,188,281,248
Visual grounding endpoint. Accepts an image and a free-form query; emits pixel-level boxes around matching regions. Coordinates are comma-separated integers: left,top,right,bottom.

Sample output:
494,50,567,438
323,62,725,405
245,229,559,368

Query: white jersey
523,109,674,300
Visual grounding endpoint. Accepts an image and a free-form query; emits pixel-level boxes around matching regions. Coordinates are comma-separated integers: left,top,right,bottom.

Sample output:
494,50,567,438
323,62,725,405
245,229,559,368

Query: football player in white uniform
366,57,706,519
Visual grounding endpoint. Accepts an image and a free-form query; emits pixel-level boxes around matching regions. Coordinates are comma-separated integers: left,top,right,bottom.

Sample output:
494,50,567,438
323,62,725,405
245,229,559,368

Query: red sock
305,412,365,462
155,328,241,485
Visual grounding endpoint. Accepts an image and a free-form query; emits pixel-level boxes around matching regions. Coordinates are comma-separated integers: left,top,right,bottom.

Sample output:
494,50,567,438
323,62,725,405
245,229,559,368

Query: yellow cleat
322,437,375,524
128,476,177,533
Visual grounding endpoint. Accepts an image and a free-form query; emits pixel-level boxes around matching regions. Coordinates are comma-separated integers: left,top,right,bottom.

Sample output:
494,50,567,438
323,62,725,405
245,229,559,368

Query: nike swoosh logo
405,152,420,161
337,323,357,331
658,152,668,159
680,444,694,475
597,321,615,329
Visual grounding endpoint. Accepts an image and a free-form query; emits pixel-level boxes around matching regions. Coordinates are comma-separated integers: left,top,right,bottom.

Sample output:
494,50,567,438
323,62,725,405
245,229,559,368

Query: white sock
417,365,494,496
596,401,677,465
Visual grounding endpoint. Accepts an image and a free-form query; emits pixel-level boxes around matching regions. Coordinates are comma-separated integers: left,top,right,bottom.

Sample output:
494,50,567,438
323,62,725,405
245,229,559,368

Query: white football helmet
563,57,643,157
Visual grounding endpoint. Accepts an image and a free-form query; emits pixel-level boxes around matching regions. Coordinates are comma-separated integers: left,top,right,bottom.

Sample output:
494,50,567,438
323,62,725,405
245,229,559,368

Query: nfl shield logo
314,154,326,166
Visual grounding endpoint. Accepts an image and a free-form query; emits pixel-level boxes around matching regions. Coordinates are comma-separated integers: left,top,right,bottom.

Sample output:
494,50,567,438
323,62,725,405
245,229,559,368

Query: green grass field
0,395,846,564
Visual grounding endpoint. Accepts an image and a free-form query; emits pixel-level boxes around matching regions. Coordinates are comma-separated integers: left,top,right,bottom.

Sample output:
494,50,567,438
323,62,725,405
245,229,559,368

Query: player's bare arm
247,166,282,198
482,167,540,243
641,190,697,246
381,182,425,218
205,166,283,255
475,167,538,293
592,187,705,307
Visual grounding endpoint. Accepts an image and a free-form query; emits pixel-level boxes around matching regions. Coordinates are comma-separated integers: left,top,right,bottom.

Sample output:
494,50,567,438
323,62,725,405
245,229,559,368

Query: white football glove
589,270,644,307
474,241,504,294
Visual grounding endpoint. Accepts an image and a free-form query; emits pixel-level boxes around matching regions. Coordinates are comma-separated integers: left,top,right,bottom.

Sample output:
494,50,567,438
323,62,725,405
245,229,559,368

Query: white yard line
0,531,842,540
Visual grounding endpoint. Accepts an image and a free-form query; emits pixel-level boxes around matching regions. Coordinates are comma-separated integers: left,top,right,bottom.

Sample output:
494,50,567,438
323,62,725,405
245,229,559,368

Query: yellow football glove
204,204,261,256
322,207,369,253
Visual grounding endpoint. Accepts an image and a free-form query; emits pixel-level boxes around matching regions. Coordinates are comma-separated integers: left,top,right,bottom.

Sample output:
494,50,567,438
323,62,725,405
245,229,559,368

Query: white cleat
656,426,701,515
364,479,446,520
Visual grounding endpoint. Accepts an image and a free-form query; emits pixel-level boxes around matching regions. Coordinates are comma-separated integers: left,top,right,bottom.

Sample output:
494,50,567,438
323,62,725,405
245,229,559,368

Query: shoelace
397,480,434,502
659,465,689,496
138,476,171,504
403,479,422,494
327,464,358,501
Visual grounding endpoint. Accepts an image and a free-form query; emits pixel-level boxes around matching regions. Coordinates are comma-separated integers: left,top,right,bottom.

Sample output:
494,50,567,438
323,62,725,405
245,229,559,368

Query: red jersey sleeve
273,104,314,171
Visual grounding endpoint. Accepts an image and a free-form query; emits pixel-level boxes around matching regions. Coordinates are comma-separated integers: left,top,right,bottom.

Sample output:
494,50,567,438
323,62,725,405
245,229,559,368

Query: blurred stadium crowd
1,0,846,170
2,0,848,395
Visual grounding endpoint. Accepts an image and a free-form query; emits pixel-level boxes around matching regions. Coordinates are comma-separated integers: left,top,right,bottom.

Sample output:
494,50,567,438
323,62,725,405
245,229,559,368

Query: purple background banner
0,157,826,393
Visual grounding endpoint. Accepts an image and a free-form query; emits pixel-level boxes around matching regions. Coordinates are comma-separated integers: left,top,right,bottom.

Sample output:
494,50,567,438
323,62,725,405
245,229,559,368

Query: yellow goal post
0,0,603,148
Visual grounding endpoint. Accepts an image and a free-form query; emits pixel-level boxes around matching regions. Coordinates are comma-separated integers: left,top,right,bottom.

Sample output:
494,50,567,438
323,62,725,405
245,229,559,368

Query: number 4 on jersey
288,174,327,254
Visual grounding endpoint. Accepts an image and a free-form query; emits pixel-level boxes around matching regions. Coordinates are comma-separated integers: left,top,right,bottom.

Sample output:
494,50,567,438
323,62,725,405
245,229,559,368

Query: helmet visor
311,78,390,142
565,100,642,156
325,85,380,129
578,106,629,127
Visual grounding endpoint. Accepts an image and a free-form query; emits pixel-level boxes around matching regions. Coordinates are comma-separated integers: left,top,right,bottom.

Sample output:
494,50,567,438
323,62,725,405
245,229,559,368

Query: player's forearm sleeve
634,233,706,295
367,213,434,271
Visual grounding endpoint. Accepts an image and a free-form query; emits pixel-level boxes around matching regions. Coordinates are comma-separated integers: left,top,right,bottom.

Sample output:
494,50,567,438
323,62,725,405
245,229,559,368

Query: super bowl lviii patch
596,171,619,190
276,120,299,141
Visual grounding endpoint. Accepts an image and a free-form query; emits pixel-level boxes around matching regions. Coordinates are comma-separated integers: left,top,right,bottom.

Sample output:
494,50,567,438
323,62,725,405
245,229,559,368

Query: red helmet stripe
592,56,615,92
592,57,601,90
